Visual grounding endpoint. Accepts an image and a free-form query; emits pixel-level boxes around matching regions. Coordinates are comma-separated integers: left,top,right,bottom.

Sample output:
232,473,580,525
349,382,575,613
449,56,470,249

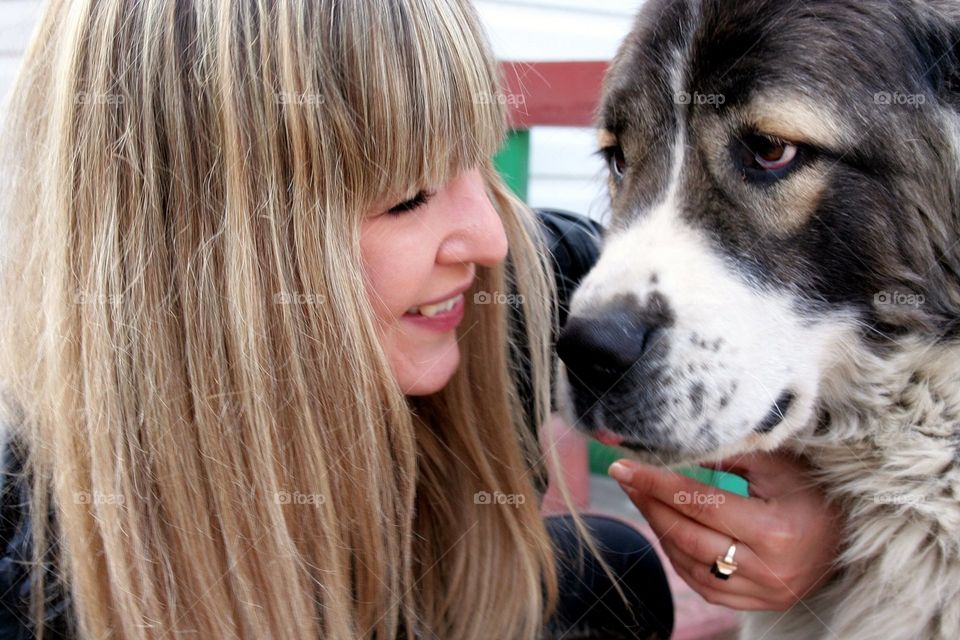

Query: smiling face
361,169,508,396
557,0,960,465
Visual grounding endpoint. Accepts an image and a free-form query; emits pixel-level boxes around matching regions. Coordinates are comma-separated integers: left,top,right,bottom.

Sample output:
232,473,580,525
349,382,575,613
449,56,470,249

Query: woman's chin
397,342,462,396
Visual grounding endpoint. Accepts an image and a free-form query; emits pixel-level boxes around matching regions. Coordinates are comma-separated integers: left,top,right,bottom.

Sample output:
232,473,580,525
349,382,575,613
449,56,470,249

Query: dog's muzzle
556,303,666,390
556,295,678,446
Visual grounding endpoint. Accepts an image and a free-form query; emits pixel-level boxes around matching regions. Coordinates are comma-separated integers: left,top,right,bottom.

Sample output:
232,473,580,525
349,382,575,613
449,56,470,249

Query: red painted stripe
499,61,610,128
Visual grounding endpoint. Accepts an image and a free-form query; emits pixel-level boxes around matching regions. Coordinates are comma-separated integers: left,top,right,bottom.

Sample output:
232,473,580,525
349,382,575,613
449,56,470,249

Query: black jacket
0,209,604,639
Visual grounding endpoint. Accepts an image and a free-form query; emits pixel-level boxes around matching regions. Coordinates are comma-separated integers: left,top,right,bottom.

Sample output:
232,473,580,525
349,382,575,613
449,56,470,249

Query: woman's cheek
362,239,430,325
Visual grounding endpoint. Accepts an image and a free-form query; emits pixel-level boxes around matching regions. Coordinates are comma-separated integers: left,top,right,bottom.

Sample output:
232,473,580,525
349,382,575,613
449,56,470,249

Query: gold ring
711,543,739,580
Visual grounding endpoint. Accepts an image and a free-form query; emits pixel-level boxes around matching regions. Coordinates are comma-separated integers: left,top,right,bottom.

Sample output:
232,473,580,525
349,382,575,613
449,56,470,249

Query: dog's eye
734,134,801,183
601,145,627,180
754,138,797,170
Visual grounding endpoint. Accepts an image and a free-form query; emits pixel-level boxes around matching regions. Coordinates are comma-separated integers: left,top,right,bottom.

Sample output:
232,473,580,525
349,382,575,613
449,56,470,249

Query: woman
0,0,838,638
0,1,564,638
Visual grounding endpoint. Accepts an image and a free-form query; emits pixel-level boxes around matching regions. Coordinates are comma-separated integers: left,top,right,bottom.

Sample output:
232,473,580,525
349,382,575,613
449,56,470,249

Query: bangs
328,0,507,205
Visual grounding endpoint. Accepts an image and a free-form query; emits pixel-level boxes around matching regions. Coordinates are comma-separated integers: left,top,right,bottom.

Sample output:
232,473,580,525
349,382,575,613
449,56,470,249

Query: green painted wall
493,129,531,202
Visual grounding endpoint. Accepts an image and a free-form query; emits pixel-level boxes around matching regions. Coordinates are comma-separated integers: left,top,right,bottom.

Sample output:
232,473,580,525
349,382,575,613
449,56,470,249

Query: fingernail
608,462,634,484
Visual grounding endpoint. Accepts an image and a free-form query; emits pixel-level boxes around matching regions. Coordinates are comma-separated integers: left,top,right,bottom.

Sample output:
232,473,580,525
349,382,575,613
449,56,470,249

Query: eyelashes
387,190,433,215
598,145,627,181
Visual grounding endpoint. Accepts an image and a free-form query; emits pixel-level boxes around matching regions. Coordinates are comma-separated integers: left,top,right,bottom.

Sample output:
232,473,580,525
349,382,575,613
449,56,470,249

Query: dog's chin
579,393,817,468
593,426,786,467
609,440,697,466
557,371,819,467
594,436,742,467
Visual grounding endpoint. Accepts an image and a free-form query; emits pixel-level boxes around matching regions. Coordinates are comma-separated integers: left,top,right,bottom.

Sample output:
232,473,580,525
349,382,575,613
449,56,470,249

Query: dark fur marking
690,382,705,415
755,390,796,434
695,422,719,450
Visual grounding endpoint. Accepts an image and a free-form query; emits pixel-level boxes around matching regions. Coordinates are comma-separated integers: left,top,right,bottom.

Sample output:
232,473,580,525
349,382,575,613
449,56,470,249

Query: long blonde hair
0,1,560,638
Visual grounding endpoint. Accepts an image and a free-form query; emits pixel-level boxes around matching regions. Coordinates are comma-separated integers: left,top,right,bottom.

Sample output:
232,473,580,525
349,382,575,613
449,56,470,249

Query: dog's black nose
557,300,668,388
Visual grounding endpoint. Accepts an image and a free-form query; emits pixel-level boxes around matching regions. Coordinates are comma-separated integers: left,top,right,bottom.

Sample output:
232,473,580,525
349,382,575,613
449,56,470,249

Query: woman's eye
734,134,802,183
601,145,627,180
387,191,432,215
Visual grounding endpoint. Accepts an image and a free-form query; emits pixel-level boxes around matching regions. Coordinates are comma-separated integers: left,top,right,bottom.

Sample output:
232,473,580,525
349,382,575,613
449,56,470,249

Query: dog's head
557,0,960,465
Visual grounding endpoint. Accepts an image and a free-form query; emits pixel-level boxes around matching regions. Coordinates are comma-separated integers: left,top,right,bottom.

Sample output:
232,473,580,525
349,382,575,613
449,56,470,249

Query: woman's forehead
327,1,506,202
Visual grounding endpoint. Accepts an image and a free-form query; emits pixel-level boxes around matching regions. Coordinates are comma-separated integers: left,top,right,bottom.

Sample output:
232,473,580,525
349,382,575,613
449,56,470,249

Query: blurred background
474,0,643,221
0,0,645,222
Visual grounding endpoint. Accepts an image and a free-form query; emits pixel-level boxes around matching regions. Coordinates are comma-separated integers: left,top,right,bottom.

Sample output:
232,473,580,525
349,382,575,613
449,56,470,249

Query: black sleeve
534,209,605,332
508,209,605,465
0,439,72,640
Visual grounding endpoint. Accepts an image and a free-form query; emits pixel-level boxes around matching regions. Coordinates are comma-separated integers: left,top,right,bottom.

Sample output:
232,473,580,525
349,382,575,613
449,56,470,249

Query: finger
670,558,781,612
636,489,829,601
634,491,781,589
660,538,779,602
610,460,774,544
701,449,796,477
702,449,812,498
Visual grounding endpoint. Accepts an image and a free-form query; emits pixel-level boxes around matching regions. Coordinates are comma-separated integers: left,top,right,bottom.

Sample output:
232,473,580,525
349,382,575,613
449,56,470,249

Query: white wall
475,0,643,222
0,1,45,104
474,0,642,62
0,0,643,224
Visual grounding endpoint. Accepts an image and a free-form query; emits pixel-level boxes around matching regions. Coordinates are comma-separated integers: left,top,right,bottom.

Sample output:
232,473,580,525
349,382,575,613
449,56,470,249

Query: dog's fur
555,1,960,638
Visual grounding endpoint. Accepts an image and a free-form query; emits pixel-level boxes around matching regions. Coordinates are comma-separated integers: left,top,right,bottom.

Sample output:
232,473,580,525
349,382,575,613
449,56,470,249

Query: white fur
743,336,960,639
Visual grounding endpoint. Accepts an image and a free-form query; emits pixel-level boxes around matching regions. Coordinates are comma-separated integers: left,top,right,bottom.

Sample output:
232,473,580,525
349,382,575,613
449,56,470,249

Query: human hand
608,450,844,611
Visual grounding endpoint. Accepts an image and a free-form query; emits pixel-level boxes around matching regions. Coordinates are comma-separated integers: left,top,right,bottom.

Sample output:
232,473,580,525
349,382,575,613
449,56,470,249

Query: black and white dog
556,1,960,638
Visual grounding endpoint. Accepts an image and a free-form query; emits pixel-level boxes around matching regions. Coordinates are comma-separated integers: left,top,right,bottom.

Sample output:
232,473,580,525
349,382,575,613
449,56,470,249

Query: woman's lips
402,294,466,333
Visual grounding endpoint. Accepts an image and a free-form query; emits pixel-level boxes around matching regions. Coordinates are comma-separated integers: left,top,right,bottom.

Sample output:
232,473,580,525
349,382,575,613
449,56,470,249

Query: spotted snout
557,290,803,463
556,293,693,457
554,236,832,467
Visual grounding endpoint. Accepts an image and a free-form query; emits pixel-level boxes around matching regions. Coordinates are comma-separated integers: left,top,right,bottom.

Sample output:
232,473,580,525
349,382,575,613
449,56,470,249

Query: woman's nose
437,170,509,267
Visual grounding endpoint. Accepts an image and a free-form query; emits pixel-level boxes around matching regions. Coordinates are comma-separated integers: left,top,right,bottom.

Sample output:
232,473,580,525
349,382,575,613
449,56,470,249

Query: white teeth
408,294,462,317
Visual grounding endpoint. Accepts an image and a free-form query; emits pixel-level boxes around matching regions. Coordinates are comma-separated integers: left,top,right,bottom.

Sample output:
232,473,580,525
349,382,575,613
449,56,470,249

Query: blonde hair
0,1,562,638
